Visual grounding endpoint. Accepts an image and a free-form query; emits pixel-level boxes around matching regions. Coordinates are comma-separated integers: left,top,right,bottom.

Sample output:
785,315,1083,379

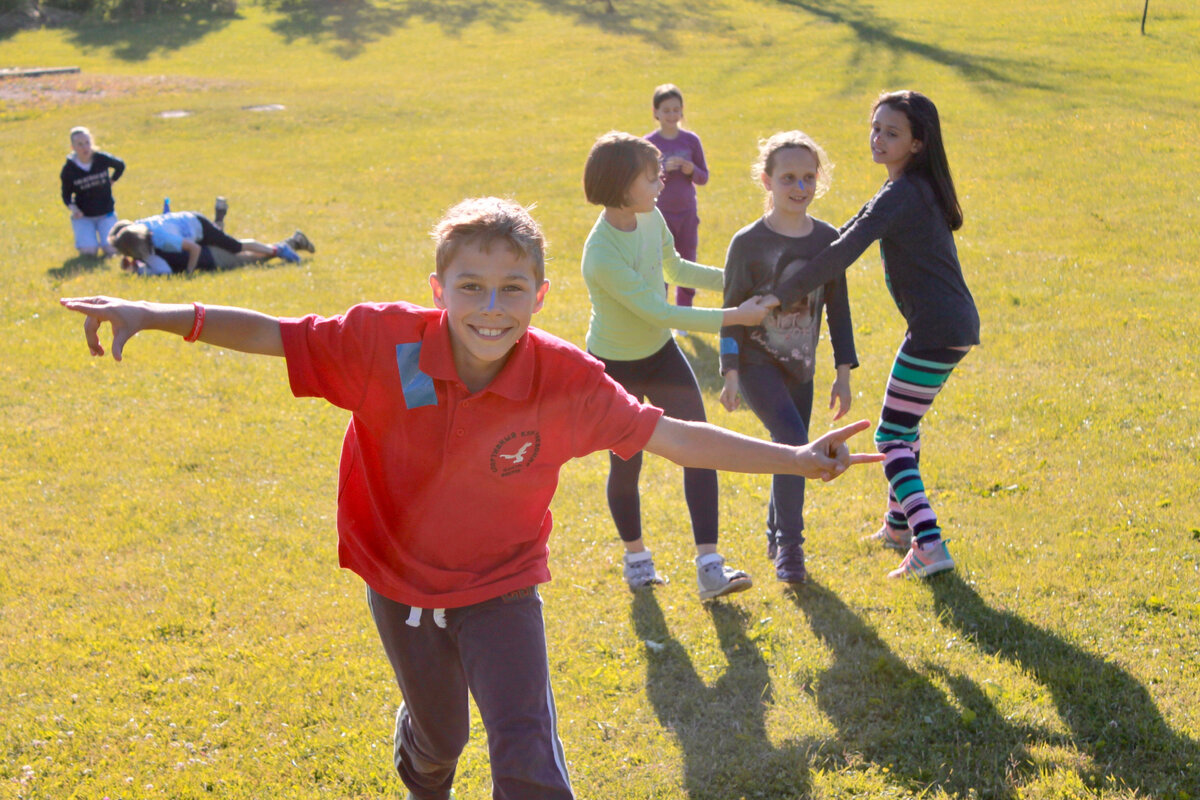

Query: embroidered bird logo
498,442,534,464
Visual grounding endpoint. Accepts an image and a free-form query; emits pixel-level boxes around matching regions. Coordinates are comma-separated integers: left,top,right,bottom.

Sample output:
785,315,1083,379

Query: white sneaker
623,551,667,589
696,553,752,600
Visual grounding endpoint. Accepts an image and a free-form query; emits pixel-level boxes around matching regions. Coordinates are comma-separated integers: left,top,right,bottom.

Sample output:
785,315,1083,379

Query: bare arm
643,416,882,482
181,240,202,274
60,296,284,362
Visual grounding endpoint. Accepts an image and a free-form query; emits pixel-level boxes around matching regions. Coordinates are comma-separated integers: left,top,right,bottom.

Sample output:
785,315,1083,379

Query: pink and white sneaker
888,538,955,579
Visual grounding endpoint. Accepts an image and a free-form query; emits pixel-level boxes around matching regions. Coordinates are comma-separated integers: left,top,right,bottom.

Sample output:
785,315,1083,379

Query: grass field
2,0,1199,797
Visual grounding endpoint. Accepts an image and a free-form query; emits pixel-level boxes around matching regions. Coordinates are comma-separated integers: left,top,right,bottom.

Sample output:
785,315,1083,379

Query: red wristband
184,301,206,342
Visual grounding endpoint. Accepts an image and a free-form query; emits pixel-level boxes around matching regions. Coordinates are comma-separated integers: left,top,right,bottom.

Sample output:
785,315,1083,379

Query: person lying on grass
108,210,311,275
61,196,882,800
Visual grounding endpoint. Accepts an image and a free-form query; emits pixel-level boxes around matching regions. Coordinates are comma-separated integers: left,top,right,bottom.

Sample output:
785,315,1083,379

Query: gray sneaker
696,553,752,600
213,196,228,230
623,551,667,589
286,229,315,253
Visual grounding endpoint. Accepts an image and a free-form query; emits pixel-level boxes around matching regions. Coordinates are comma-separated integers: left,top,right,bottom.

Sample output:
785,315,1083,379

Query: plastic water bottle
163,197,171,214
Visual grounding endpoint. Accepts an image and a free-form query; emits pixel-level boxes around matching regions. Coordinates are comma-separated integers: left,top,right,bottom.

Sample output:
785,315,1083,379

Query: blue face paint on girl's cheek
487,289,497,310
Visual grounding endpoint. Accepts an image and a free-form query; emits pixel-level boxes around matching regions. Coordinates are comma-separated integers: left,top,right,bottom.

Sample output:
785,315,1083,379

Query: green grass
2,0,1199,797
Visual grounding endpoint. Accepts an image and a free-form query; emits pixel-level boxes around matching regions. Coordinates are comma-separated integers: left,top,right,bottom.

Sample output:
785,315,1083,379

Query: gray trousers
367,586,574,800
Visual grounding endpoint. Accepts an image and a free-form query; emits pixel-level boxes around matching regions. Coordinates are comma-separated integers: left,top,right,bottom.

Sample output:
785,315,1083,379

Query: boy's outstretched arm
643,417,883,482
60,296,284,361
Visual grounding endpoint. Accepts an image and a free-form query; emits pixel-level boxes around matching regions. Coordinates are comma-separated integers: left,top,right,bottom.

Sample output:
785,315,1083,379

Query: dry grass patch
0,72,229,109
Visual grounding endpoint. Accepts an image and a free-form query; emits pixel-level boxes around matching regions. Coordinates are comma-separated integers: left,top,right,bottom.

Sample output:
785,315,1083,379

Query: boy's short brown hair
583,131,661,208
431,197,546,283
108,221,153,261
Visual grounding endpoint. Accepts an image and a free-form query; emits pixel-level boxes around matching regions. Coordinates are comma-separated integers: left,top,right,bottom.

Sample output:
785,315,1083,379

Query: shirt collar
419,310,535,401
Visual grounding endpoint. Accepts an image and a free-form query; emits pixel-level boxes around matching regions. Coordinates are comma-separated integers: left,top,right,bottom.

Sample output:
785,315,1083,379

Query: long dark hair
874,90,962,231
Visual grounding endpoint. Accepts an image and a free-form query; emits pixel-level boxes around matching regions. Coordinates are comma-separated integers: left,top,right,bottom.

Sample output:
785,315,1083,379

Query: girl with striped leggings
767,91,979,578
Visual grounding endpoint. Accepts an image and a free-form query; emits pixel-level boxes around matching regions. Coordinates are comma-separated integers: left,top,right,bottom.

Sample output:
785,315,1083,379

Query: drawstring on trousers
405,606,447,628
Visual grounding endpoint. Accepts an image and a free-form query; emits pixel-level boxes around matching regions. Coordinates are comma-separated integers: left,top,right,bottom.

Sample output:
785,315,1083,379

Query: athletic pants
661,207,699,307
592,338,719,546
875,337,968,544
367,586,574,800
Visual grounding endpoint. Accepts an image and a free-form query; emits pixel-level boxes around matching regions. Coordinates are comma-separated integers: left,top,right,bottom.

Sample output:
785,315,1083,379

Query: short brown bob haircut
431,197,546,283
583,131,661,209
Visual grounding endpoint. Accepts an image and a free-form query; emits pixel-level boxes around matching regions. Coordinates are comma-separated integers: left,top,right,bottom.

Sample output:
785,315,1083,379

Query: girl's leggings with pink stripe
874,337,967,545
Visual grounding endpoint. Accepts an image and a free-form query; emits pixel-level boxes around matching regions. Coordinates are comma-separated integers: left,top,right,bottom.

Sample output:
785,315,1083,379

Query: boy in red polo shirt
61,197,880,800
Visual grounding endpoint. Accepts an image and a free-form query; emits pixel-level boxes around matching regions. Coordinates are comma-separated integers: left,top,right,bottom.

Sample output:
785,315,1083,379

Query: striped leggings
875,337,968,545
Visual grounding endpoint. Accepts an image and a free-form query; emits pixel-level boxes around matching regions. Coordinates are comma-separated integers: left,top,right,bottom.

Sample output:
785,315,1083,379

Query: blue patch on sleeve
395,342,437,409
720,337,739,356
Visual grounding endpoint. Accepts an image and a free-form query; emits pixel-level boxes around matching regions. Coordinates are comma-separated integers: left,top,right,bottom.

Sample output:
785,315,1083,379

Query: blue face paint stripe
487,289,497,311
395,342,438,409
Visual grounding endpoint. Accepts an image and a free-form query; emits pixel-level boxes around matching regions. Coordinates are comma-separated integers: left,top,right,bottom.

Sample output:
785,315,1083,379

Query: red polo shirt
280,302,663,608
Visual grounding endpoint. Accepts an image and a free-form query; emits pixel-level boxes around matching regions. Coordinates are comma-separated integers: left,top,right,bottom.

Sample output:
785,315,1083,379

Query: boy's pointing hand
807,419,885,482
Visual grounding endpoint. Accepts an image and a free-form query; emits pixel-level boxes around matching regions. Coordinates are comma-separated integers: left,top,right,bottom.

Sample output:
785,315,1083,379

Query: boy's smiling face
430,241,549,393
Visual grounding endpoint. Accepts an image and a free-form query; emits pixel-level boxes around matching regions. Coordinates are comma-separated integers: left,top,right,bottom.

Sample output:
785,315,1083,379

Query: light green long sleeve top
582,208,725,361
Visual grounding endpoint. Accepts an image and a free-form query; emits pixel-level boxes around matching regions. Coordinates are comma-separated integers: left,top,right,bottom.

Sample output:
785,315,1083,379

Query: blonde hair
753,130,833,211
431,197,546,283
108,221,153,261
69,126,92,144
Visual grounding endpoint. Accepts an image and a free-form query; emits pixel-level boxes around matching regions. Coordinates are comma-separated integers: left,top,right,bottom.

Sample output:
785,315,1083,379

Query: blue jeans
71,212,117,255
737,360,813,546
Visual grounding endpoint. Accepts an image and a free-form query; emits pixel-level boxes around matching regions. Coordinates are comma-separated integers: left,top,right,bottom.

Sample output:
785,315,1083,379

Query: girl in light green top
580,131,776,600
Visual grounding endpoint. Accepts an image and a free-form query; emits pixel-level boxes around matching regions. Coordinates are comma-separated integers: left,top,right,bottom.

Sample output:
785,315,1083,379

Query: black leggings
592,339,718,546
195,214,243,253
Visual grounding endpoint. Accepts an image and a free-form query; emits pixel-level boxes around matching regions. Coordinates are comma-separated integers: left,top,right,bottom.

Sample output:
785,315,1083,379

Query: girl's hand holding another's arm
722,294,778,327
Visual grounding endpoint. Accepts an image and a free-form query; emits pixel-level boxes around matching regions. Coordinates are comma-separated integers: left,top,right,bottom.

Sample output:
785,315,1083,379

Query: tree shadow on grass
930,573,1200,798
58,9,235,61
48,254,111,281
776,0,1056,94
629,593,814,799
260,0,725,58
789,581,1031,797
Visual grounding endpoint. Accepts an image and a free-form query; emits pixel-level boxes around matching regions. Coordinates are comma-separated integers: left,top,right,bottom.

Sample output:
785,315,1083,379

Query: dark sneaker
286,229,315,253
774,542,807,584
696,553,752,600
623,551,667,589
275,243,302,263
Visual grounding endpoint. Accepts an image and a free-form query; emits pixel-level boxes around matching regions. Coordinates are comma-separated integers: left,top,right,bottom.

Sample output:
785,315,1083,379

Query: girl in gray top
720,131,858,585
769,90,979,580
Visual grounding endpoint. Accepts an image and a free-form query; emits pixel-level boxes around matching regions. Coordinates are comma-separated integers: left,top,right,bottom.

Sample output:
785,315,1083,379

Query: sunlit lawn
1,0,1199,797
